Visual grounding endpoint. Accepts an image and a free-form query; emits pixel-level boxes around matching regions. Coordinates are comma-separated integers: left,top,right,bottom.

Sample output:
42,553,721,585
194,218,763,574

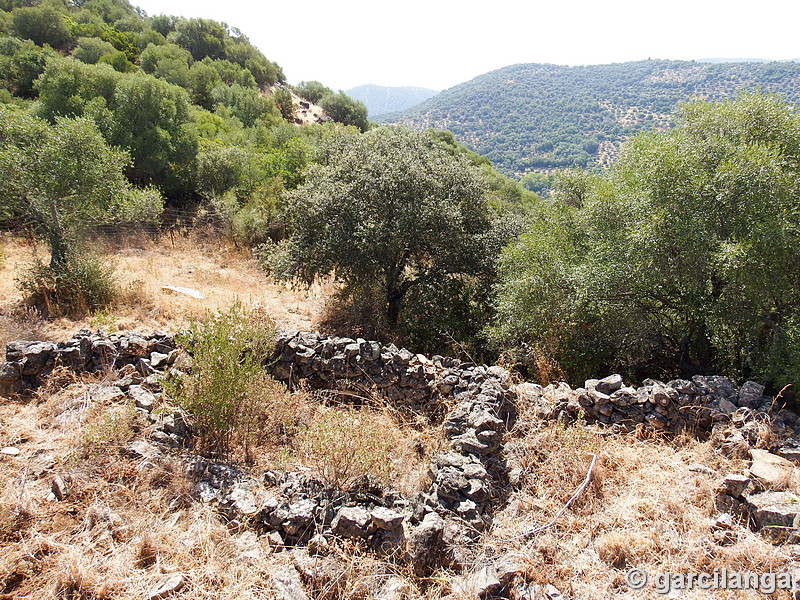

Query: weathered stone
271,567,310,600
717,474,750,498
407,512,444,577
331,506,373,538
126,440,162,462
595,374,623,395
746,491,800,529
738,381,765,409
370,507,405,531
750,449,794,488
283,499,317,536
374,576,413,600
451,565,502,599
147,573,184,599
129,385,156,411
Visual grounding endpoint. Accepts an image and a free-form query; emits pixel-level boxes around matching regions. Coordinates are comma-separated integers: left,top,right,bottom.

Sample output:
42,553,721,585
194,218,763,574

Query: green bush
163,305,285,461
17,254,116,318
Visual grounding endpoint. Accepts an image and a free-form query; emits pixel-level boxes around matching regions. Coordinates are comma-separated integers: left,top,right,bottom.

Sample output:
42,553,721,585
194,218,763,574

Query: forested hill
383,59,800,175
345,84,438,118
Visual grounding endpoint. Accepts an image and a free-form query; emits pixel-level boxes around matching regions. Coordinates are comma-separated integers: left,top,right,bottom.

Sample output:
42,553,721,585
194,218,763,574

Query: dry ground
0,230,331,348
1,232,799,599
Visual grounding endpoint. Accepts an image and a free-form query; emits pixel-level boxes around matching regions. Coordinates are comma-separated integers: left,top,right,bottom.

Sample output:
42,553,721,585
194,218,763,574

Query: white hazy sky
132,0,800,91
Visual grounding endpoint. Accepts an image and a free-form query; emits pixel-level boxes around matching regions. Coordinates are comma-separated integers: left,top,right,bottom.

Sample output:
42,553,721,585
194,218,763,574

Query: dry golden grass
490,417,796,599
2,231,799,599
0,230,331,348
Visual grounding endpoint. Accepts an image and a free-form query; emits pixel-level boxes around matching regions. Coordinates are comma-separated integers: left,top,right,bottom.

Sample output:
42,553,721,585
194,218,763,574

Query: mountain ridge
382,59,800,175
345,84,438,118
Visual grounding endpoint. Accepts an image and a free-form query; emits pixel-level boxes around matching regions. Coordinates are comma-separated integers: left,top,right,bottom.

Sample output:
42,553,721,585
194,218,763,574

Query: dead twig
504,452,597,542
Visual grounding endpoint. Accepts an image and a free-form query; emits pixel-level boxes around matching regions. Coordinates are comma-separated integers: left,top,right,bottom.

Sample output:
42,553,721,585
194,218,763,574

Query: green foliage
0,106,162,311
388,60,800,175
273,87,294,120
491,93,800,387
11,4,72,49
164,305,281,460
293,80,332,104
0,36,57,97
72,35,116,63
320,92,368,132
271,127,504,351
296,408,390,490
170,17,226,61
17,253,116,317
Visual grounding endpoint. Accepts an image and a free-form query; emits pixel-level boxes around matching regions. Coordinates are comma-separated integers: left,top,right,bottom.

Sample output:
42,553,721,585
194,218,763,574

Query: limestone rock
271,566,310,600
750,449,794,488
407,512,445,576
147,573,184,599
746,491,800,529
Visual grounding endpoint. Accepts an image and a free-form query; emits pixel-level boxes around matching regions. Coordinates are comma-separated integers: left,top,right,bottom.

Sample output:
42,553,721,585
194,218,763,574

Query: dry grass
0,230,331,349
2,231,799,598
489,417,796,599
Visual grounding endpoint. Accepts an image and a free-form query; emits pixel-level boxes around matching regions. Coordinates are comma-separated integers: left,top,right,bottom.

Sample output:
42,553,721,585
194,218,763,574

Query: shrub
163,304,289,461
17,254,116,318
296,408,390,490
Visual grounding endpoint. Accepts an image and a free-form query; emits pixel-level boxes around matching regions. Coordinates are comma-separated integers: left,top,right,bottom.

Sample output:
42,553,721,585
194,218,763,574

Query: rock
451,565,502,599
126,440,162,461
147,573,184,599
51,475,68,501
370,507,405,531
149,351,170,369
89,385,126,404
271,566,310,600
595,374,623,395
128,385,156,412
282,499,317,537
718,398,738,415
308,533,330,556
717,474,750,498
374,576,412,600
0,447,20,456
750,449,794,488
493,556,523,585
331,506,373,539
738,381,765,409
711,513,734,531
407,512,445,577
746,491,800,529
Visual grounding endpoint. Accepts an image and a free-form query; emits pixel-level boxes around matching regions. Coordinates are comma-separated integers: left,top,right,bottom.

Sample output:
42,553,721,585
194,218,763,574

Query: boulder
746,491,800,529
749,449,794,488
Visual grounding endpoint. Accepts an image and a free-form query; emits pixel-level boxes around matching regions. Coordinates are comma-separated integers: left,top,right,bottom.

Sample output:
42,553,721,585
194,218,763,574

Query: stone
0,447,20,456
331,506,373,538
451,565,502,599
717,474,750,498
129,385,156,411
147,573,184,599
374,576,412,600
370,507,405,531
149,351,170,369
271,567,310,600
746,491,800,529
282,499,317,536
407,512,445,577
89,385,126,404
718,398,738,415
126,440,162,462
308,533,330,556
738,381,765,409
750,449,794,488
595,374,623,395
51,475,68,501
711,513,734,531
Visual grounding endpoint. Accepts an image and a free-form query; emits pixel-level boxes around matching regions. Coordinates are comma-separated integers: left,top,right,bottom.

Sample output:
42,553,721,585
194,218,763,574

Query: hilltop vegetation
385,59,800,175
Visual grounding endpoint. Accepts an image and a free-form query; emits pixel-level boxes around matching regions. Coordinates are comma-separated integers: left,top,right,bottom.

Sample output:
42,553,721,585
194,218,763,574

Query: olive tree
0,106,162,312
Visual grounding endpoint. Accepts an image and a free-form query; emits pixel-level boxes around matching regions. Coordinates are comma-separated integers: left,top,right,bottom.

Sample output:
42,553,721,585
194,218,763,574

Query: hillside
384,59,800,175
345,84,438,118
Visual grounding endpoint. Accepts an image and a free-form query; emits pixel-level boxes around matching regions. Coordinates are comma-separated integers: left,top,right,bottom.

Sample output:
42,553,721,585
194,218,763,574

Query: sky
132,0,800,92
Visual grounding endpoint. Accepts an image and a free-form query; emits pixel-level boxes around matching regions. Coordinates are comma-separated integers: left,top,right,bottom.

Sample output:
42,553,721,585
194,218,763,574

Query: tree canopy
491,93,800,387
269,127,506,347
